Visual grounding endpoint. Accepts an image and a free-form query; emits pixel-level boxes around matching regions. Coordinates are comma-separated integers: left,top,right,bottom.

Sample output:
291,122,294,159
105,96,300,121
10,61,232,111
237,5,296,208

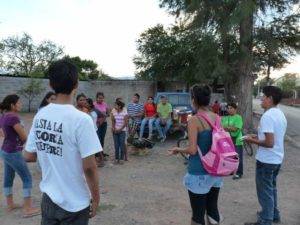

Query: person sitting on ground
155,95,172,142
244,86,287,225
221,102,244,180
139,96,156,141
111,99,128,164
0,94,40,218
24,60,101,225
39,92,56,110
168,84,223,225
76,93,89,113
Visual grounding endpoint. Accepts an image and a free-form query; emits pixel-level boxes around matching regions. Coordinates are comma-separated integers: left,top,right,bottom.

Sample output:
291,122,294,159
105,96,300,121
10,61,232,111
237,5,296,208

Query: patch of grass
97,203,116,212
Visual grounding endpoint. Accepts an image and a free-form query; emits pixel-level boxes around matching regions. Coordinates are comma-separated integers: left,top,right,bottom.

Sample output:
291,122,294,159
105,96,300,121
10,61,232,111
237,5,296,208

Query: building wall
0,76,155,111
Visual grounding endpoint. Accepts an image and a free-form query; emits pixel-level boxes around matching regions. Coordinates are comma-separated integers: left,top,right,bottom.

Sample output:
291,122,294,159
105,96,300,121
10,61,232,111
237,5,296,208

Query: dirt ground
0,114,299,225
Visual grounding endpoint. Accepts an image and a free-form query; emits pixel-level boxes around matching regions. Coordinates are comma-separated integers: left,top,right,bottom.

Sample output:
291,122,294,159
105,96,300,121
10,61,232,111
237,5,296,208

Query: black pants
96,121,107,157
188,188,220,225
236,145,243,176
41,193,90,225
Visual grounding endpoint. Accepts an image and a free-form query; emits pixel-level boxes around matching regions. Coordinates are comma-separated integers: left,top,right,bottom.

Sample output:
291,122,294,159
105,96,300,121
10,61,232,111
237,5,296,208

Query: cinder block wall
0,76,155,112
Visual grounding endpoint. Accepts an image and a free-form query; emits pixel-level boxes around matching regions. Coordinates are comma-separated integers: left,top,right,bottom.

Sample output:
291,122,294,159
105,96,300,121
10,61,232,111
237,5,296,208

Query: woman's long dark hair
86,98,95,110
0,94,20,113
39,92,55,109
147,96,156,108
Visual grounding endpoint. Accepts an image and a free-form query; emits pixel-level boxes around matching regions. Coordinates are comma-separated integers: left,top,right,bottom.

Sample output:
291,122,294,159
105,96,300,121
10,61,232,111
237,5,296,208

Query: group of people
38,88,174,166
168,85,287,225
0,59,288,225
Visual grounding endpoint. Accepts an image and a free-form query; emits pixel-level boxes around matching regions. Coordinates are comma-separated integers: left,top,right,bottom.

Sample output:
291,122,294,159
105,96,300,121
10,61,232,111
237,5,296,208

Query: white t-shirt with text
25,103,102,212
256,107,287,164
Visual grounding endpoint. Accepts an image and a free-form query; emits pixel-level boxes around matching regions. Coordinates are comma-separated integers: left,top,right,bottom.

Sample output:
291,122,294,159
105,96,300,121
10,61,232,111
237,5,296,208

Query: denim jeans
97,121,107,147
41,193,90,225
113,131,126,160
139,118,155,139
236,145,243,176
155,118,172,138
256,160,281,225
0,150,32,197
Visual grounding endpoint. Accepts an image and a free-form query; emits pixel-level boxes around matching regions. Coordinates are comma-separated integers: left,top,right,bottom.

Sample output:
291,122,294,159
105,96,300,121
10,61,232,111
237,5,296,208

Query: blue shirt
184,130,223,194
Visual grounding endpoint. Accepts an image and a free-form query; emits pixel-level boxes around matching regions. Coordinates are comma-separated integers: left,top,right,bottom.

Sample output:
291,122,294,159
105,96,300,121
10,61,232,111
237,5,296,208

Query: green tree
63,56,111,80
0,33,63,76
158,0,299,129
18,78,44,112
254,14,300,84
134,24,221,86
277,73,298,97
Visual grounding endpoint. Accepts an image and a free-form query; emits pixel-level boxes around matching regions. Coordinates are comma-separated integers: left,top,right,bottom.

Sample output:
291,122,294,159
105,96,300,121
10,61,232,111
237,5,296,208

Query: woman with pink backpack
168,85,225,225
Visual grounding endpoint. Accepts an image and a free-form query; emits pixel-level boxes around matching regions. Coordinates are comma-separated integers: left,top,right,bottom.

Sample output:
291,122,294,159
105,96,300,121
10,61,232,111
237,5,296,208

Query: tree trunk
237,7,255,131
266,64,271,85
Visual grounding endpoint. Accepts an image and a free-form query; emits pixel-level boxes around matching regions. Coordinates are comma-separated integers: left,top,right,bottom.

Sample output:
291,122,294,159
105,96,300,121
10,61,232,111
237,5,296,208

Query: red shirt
144,103,156,117
212,103,220,114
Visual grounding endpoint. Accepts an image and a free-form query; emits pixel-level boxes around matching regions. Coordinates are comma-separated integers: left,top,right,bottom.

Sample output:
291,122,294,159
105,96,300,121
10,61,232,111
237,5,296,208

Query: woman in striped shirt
111,100,128,164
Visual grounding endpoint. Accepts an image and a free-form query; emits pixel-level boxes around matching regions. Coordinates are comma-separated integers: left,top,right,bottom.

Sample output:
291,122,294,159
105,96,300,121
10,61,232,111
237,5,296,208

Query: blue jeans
256,160,281,225
0,150,32,198
113,131,126,160
139,118,155,139
155,118,172,138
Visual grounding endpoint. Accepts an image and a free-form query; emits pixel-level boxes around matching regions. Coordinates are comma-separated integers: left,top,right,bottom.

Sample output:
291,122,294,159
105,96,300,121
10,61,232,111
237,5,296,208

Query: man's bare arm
82,155,100,218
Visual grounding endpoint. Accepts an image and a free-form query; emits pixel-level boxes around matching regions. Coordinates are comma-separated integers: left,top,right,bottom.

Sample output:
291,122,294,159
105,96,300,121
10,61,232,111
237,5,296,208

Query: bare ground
0,114,299,225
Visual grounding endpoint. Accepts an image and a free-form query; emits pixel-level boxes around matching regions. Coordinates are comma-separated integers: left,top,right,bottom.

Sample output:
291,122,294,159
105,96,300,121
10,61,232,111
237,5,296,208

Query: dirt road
0,114,299,225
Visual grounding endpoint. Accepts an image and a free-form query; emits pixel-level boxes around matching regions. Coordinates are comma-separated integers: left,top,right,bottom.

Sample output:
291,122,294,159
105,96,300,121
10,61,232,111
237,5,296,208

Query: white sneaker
207,214,224,225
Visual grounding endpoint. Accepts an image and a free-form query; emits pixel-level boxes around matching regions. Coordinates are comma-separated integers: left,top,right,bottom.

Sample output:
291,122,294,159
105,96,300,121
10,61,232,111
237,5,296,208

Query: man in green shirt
221,102,244,179
155,96,172,142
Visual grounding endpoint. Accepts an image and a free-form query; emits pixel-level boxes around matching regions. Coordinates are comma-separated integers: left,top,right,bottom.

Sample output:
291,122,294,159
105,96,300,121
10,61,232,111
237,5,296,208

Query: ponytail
0,94,20,113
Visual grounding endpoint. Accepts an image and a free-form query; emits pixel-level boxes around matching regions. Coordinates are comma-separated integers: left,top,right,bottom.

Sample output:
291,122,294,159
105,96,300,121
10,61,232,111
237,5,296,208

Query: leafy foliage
137,0,300,129
18,78,44,112
277,73,298,96
0,33,63,76
63,56,112,81
134,24,223,84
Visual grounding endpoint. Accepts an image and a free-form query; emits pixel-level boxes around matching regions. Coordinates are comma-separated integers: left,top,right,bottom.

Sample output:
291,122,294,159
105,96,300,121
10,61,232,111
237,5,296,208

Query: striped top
112,110,128,131
127,102,144,122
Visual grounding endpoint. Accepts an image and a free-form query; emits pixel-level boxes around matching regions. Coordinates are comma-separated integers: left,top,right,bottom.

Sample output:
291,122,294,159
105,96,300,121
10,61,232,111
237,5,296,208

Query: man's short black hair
47,60,78,95
134,93,140,99
227,102,237,109
160,95,167,99
262,86,283,105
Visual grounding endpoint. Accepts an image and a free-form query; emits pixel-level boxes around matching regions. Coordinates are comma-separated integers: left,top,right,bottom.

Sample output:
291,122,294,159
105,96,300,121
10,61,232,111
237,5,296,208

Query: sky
0,0,299,78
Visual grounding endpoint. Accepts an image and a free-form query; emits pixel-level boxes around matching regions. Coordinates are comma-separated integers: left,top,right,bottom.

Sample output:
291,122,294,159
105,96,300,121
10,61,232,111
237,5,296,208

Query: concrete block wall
0,76,154,112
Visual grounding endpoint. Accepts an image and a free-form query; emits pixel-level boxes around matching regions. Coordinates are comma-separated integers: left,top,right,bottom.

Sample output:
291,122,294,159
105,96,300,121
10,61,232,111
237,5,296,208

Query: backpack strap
197,112,220,130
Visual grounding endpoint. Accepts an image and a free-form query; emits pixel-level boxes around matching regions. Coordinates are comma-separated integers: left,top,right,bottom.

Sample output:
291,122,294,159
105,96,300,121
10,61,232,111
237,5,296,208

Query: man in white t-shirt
24,60,102,225
245,86,287,225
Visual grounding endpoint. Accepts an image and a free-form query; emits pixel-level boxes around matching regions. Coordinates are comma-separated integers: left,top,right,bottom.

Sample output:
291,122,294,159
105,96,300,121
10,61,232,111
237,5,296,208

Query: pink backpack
197,112,239,176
